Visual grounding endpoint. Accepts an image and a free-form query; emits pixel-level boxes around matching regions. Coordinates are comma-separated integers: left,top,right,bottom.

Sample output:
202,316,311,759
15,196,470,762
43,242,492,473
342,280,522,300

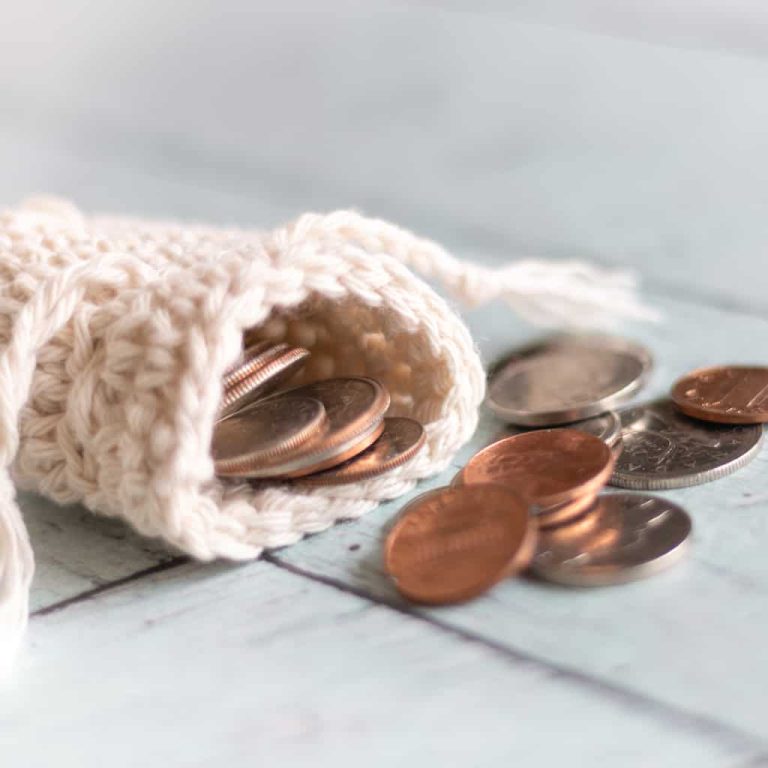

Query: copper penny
385,485,536,605
213,395,326,476
536,491,598,529
222,341,275,390
457,429,614,508
246,377,390,479
671,365,768,424
298,417,425,486
537,501,603,540
219,344,310,418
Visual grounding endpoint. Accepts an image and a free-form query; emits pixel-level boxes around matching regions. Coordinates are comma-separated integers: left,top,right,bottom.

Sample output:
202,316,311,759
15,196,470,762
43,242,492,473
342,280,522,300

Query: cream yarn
0,197,652,668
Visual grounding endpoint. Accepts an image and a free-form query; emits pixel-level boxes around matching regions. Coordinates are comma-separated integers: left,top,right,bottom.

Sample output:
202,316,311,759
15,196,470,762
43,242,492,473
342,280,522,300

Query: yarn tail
286,211,659,327
0,474,33,676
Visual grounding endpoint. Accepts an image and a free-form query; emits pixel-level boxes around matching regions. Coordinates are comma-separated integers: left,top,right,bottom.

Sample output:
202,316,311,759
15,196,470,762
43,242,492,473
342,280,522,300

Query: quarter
487,335,652,426
385,485,536,604
531,493,691,586
610,399,763,490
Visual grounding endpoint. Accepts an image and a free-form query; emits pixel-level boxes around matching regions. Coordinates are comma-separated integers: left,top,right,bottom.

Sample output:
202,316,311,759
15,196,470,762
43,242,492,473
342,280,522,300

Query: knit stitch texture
0,197,652,668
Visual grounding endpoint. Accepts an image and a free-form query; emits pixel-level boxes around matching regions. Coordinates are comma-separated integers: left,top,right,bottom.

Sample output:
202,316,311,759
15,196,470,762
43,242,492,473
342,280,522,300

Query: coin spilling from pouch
211,341,426,485
384,335,767,605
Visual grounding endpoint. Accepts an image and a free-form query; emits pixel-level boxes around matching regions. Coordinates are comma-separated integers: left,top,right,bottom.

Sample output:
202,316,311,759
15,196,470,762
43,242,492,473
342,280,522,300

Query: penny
610,399,763,491
385,485,536,605
671,365,768,424
487,335,652,426
536,491,599,529
212,395,326,476
245,377,390,479
531,493,691,586
222,341,275,390
537,501,603,539
457,429,615,508
499,411,622,449
298,417,425,485
219,344,310,418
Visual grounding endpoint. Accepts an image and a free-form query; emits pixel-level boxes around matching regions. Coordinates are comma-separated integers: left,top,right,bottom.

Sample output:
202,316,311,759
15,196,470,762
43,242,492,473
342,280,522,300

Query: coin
222,341,275,390
609,399,763,490
298,417,425,485
536,491,598,529
219,344,310,418
487,335,652,426
245,377,390,479
671,365,768,424
457,429,615,507
213,395,327,476
385,485,536,604
499,411,622,449
531,493,691,586
537,501,603,539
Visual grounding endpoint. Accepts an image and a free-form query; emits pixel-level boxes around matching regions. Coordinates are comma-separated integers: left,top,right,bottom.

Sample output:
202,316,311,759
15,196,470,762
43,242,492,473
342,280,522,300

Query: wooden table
3,4,768,765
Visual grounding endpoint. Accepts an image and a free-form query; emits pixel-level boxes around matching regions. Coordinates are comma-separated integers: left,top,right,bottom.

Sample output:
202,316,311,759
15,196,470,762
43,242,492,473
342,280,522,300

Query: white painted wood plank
1,560,762,767
20,491,174,612
270,289,768,741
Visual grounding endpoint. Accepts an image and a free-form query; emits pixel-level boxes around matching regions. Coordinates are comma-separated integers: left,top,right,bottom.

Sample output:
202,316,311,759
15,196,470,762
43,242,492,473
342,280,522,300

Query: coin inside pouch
233,295,442,424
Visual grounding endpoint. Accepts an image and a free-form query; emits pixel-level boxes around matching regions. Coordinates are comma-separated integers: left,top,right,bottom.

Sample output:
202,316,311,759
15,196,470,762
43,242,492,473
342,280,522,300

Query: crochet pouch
0,197,647,665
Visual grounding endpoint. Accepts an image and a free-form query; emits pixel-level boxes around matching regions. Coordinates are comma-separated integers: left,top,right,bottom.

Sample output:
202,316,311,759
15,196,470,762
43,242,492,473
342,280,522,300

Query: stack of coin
211,341,426,484
385,334,699,604
610,366,767,491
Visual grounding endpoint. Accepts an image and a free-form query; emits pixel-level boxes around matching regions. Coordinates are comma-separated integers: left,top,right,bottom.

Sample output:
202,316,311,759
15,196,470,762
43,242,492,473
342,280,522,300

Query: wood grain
1,560,762,767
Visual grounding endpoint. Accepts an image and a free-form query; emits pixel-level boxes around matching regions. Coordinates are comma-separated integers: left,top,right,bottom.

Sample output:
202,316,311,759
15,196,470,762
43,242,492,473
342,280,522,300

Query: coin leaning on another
486,335,653,426
385,485,537,605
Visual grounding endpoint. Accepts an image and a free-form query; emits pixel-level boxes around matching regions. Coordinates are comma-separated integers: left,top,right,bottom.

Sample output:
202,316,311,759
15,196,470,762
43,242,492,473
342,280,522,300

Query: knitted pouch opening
12,254,483,563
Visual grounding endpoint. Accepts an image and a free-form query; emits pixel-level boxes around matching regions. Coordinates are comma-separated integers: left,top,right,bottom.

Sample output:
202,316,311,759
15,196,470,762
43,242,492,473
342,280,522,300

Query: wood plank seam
262,551,768,755
31,557,189,618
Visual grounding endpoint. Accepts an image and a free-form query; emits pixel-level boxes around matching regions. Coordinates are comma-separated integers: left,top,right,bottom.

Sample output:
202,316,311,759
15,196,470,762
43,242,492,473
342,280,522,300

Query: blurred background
2,0,768,309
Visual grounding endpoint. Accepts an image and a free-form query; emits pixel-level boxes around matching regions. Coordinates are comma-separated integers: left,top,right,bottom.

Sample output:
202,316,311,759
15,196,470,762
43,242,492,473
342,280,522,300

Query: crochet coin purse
0,197,648,665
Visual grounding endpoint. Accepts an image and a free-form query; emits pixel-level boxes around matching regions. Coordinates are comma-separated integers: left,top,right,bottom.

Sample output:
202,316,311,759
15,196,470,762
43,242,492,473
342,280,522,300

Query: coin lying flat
213,395,327,476
219,344,310,418
531,493,691,586
222,341,275,390
610,399,763,491
487,335,652,426
246,377,390,479
385,485,536,605
457,429,615,508
671,365,768,424
299,417,425,486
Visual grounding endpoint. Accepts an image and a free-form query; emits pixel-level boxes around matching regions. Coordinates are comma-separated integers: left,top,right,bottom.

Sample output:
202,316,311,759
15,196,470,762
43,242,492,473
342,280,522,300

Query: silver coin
531,493,691,586
501,411,622,449
610,399,763,490
487,335,652,426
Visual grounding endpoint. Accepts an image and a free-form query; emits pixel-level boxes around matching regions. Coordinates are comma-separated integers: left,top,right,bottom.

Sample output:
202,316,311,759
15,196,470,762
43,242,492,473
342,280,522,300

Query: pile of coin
211,342,425,484
386,335,766,603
